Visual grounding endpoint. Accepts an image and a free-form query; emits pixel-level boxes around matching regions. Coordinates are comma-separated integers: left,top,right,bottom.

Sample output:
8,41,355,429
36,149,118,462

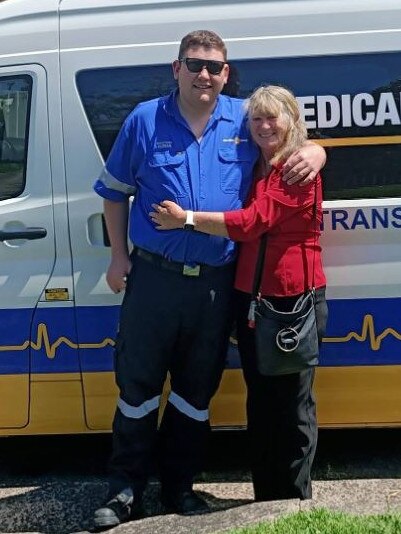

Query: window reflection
0,76,31,201
77,52,401,201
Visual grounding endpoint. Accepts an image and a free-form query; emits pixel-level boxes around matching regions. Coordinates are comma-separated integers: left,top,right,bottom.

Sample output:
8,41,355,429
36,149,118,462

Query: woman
150,85,327,502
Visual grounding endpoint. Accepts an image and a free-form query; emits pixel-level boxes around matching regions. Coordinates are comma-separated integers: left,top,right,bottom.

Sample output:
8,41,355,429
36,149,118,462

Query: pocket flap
149,151,185,167
218,146,251,163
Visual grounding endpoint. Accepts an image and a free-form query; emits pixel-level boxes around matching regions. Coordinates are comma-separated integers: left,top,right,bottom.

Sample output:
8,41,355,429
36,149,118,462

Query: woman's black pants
235,287,328,501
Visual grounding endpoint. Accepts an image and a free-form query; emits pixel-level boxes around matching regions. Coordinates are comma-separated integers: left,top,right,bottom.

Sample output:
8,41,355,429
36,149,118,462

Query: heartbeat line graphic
1,315,401,359
0,323,115,359
323,314,401,351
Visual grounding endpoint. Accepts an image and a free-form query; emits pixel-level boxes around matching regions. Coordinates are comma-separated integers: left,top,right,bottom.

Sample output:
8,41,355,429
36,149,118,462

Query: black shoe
161,490,210,516
93,487,142,531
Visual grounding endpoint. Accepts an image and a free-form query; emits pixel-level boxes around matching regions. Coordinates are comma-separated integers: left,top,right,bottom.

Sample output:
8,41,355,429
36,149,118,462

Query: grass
225,508,401,534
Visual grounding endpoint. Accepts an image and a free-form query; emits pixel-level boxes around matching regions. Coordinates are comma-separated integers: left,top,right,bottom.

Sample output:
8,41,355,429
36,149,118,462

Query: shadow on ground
0,428,399,533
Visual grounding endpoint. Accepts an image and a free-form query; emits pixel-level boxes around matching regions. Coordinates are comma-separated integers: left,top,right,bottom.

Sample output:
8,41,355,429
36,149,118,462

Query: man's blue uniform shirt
94,90,259,266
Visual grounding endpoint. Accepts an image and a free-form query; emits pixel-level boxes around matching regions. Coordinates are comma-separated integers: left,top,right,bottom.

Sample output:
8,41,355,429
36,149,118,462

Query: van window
77,65,175,160
77,51,401,201
77,65,238,159
0,75,32,201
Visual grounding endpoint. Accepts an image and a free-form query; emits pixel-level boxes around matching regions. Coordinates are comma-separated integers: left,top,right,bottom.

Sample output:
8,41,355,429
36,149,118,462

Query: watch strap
184,210,195,230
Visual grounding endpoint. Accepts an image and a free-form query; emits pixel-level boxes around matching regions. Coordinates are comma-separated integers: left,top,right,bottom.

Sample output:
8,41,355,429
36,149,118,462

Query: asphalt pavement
0,476,400,533
0,429,400,533
98,478,401,534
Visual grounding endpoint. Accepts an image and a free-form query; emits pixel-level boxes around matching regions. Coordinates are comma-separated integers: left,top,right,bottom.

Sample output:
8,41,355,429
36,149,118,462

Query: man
93,29,326,530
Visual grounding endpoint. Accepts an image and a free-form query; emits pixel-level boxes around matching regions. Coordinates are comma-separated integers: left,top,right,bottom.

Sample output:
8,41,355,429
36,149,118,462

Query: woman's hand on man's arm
150,201,228,237
149,201,186,230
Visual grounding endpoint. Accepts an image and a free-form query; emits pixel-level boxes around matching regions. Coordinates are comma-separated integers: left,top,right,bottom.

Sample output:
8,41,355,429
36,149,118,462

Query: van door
0,65,55,428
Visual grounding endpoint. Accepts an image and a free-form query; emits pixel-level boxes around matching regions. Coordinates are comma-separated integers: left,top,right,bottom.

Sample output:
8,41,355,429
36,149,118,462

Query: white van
1,0,401,435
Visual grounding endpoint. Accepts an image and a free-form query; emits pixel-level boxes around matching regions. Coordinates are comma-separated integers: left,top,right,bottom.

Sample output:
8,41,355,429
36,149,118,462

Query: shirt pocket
218,146,252,194
148,151,188,198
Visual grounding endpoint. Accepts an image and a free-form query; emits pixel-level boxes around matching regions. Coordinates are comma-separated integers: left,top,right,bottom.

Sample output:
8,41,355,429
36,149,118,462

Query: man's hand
106,255,132,294
282,142,326,186
150,201,186,230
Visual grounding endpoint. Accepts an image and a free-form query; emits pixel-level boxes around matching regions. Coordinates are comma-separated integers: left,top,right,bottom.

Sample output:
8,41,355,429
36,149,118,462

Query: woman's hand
150,200,186,230
282,142,326,186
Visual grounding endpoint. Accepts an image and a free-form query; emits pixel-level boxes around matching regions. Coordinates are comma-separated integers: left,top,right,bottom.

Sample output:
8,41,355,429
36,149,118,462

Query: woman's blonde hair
245,85,307,164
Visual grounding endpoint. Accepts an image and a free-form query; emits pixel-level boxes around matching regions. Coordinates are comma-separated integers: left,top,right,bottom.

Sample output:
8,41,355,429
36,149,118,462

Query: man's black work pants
108,251,235,498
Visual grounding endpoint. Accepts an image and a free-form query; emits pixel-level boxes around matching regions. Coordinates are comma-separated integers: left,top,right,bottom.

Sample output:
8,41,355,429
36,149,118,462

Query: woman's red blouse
224,166,326,296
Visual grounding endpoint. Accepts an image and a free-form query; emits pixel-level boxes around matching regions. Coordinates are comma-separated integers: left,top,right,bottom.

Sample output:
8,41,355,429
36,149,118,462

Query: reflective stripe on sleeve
168,391,209,422
98,167,137,196
117,395,160,419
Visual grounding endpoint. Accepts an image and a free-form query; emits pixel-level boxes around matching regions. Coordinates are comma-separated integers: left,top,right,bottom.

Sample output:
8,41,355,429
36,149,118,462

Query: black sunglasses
179,57,226,75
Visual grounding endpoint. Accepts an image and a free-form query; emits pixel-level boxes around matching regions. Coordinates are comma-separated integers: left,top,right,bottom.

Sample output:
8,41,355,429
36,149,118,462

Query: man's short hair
178,30,227,61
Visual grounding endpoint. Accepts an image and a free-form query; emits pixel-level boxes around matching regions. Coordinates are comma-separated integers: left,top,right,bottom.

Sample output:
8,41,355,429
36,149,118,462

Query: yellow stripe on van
0,373,86,435
1,367,401,435
210,367,401,428
315,135,401,147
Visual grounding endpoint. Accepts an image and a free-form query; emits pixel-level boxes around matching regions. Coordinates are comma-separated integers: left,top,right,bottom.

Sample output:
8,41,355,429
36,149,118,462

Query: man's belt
135,247,232,277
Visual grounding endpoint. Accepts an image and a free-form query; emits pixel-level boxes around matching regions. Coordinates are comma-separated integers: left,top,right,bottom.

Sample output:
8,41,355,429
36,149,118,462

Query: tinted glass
77,51,401,201
0,76,32,201
77,65,175,159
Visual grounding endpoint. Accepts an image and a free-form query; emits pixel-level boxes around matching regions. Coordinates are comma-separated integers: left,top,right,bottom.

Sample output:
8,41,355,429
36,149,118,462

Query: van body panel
58,0,401,58
0,0,58,59
0,64,56,428
0,0,401,433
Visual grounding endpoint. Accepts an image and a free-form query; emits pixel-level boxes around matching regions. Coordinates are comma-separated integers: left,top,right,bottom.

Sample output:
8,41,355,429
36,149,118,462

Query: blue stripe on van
227,298,401,368
1,298,401,374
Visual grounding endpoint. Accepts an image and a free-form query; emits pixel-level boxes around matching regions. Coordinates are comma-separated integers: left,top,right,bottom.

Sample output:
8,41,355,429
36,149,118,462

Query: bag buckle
276,327,300,353
183,264,201,276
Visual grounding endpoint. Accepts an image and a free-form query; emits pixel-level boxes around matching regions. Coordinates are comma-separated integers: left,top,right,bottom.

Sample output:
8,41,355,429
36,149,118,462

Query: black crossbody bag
248,185,319,375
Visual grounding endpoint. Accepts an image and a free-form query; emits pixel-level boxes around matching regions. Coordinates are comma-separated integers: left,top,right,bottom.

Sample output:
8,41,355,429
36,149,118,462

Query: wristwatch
184,210,195,231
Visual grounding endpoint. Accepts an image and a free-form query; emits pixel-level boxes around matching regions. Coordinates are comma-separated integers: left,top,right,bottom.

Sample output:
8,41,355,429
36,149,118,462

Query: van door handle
0,227,47,241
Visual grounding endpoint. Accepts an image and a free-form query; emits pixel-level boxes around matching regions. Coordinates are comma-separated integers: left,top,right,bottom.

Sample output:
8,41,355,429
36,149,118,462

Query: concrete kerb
0,478,400,534
109,478,401,534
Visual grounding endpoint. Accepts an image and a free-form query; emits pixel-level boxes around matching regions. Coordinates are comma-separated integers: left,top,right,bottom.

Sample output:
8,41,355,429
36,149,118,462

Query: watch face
184,223,195,231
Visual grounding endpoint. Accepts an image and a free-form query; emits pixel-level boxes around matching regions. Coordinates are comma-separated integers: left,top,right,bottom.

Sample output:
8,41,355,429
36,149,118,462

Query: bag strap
310,182,318,291
251,233,267,301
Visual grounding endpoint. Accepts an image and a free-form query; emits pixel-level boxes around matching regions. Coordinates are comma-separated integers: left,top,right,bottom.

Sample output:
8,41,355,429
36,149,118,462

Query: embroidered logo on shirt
222,137,248,144
155,141,173,149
